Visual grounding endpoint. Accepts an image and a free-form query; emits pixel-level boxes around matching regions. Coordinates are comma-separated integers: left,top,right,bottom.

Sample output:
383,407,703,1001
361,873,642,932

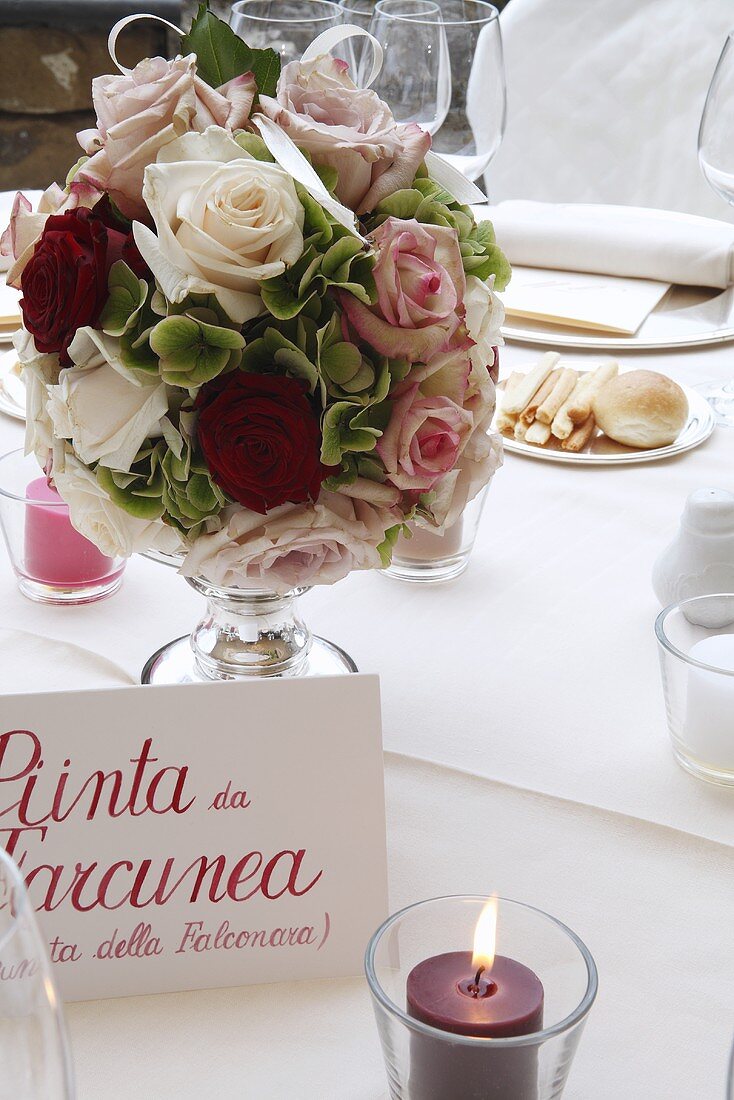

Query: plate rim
495,380,716,466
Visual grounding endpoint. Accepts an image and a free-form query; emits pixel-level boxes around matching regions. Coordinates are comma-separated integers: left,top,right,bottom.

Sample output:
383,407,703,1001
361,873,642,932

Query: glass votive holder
383,483,489,584
655,593,734,786
0,449,125,604
365,895,598,1100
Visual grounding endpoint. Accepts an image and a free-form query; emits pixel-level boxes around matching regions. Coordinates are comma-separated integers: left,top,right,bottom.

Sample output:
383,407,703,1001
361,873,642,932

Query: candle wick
472,964,485,997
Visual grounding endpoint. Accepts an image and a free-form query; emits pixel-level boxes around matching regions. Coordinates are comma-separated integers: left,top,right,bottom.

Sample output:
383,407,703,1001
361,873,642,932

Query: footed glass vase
141,566,356,684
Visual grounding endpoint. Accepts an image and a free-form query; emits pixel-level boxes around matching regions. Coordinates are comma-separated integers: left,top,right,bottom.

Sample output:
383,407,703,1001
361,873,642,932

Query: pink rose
338,218,469,362
77,56,257,220
182,487,401,592
258,55,430,214
377,381,473,494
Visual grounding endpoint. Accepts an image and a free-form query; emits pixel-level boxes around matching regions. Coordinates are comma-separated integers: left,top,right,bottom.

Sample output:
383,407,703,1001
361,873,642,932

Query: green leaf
99,261,148,338
182,1,280,97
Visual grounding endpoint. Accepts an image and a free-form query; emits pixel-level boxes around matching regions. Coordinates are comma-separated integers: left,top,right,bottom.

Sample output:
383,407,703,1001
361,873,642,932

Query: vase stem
188,579,312,680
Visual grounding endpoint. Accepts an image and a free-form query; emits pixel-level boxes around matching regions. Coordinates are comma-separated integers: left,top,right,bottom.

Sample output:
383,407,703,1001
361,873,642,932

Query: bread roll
592,370,688,449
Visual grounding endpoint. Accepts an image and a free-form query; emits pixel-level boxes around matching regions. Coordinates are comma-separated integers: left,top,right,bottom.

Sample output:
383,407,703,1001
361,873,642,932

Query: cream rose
182,489,400,592
53,451,182,559
14,327,60,464
133,127,305,325
77,55,257,220
259,55,431,214
46,327,168,472
464,274,504,379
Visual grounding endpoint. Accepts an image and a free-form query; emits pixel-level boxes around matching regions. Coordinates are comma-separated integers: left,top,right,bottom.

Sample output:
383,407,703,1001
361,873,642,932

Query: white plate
0,348,24,421
494,380,716,466
502,284,734,351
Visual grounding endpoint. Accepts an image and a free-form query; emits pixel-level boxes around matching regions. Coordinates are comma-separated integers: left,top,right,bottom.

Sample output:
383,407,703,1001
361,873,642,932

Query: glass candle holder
383,483,489,584
0,449,125,604
365,895,597,1100
655,593,734,786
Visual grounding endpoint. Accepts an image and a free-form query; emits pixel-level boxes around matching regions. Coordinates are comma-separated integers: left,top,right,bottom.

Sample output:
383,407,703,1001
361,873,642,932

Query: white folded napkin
477,201,734,289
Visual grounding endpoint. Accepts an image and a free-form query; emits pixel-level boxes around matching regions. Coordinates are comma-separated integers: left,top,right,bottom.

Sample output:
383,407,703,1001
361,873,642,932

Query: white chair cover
488,0,734,221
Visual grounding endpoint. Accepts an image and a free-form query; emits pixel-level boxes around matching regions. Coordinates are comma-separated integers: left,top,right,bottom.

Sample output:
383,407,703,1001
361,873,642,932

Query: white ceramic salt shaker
652,488,734,606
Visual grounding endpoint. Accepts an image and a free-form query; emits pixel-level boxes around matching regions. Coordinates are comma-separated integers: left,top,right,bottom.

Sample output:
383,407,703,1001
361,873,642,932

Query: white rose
53,451,182,559
133,127,305,325
14,327,59,463
182,489,399,593
464,274,504,376
47,327,168,472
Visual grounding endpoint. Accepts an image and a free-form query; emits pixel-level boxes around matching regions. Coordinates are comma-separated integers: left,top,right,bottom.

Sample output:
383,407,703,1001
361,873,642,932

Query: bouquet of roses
4,4,509,592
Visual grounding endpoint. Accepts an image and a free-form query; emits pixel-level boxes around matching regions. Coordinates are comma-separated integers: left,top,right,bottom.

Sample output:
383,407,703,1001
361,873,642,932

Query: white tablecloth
1,335,733,1096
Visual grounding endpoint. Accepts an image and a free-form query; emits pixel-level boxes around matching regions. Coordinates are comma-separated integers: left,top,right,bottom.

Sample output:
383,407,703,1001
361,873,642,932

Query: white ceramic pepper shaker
653,488,734,606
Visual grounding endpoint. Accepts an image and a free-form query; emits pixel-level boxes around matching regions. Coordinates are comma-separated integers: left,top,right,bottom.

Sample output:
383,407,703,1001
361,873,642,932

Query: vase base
141,633,357,684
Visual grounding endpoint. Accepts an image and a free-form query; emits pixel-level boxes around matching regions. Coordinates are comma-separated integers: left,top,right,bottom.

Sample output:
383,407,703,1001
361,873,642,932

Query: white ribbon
301,23,384,89
108,13,185,75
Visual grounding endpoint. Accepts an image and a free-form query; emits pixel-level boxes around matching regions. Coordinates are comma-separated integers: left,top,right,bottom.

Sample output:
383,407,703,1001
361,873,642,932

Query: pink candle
24,478,116,586
398,518,465,562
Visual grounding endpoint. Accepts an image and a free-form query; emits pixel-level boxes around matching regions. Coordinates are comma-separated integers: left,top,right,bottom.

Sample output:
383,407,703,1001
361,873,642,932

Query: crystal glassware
230,0,344,65
141,556,356,684
365,895,598,1100
655,592,734,786
383,481,489,583
0,847,75,1100
697,31,734,426
339,0,378,75
370,0,505,180
367,0,450,134
0,449,125,605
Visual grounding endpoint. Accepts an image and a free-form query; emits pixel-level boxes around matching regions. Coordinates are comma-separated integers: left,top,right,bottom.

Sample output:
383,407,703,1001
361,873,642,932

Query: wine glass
230,0,344,65
339,0,378,76
698,31,734,426
370,0,505,180
0,847,75,1099
367,0,451,135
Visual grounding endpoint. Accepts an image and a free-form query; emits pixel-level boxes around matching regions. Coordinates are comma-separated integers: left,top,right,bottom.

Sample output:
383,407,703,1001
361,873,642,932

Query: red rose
195,372,330,514
20,206,141,365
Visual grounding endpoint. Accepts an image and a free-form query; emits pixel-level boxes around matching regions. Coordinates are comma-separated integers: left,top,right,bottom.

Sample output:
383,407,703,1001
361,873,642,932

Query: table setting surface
1,330,733,1096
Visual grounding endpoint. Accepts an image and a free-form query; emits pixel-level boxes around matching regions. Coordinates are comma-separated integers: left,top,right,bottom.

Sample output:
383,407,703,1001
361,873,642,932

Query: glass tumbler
365,895,597,1100
230,0,344,64
0,846,75,1100
0,449,125,604
383,481,489,583
655,593,734,786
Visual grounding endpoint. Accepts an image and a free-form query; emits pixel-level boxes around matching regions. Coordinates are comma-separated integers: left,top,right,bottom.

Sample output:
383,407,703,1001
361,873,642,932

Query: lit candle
24,477,116,586
684,634,734,771
406,898,544,1099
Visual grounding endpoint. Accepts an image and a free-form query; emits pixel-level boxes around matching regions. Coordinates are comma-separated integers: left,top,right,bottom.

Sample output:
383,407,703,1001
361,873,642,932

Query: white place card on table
0,677,388,1001
500,265,670,334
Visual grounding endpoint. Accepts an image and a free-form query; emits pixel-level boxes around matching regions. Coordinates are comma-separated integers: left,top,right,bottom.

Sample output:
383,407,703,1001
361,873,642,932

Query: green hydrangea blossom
96,409,226,537
260,184,377,321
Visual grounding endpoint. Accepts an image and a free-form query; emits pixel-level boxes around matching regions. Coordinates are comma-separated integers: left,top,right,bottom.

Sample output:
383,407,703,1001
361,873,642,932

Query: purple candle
24,477,116,586
406,900,544,1099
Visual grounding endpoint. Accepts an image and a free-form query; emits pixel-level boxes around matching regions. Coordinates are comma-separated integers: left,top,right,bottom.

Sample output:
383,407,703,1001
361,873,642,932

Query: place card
0,677,388,1001
500,265,670,335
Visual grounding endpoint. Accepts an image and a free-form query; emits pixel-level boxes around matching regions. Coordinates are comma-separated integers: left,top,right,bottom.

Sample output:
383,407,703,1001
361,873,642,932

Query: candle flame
472,896,498,972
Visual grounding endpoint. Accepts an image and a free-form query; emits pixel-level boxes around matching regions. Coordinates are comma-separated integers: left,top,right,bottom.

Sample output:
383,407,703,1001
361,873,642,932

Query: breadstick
514,418,528,441
535,368,578,425
551,373,590,439
519,369,561,425
566,360,618,425
501,352,560,415
561,414,596,453
525,420,552,446
496,372,524,433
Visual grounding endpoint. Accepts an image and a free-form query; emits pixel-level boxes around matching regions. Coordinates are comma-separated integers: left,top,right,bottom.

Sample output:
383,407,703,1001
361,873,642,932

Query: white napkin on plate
477,201,734,289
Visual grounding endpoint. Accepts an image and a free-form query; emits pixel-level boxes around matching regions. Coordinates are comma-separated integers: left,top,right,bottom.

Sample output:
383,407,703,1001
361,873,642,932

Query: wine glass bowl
230,0,344,64
367,0,450,134
697,31,734,426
